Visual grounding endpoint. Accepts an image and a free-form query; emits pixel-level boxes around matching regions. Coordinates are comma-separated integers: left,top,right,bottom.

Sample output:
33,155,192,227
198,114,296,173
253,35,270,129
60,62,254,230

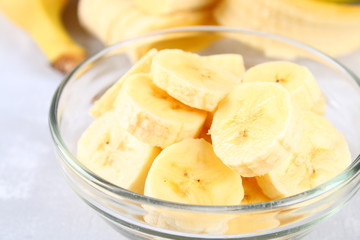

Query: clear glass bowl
49,26,360,239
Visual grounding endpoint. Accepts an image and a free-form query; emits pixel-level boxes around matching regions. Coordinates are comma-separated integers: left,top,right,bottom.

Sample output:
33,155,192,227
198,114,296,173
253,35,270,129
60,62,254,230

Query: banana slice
256,111,351,199
134,0,216,15
151,49,242,111
114,73,207,148
108,6,212,45
243,61,326,115
144,138,243,234
144,138,243,205
90,49,157,118
211,82,301,177
77,111,161,194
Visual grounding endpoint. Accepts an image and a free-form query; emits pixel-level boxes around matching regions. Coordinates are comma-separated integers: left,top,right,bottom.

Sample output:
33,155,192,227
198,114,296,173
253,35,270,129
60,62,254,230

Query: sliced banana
114,73,207,148
243,61,326,115
214,0,360,57
133,0,216,15
211,82,301,177
151,49,242,111
256,111,351,199
90,49,157,118
144,138,243,234
108,6,212,45
144,138,244,205
77,111,161,194
78,0,133,43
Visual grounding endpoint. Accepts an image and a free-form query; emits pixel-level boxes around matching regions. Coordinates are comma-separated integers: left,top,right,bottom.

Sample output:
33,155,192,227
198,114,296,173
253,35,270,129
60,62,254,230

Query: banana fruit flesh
90,49,158,118
114,73,207,148
144,138,243,234
134,0,217,15
78,0,212,46
243,61,326,115
0,0,86,73
144,138,243,205
151,49,242,112
211,82,301,177
214,0,360,57
77,111,160,194
78,0,133,44
256,111,351,199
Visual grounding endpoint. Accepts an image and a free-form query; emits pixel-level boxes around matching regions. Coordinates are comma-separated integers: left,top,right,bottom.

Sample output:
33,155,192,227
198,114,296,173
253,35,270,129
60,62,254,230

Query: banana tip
52,53,87,74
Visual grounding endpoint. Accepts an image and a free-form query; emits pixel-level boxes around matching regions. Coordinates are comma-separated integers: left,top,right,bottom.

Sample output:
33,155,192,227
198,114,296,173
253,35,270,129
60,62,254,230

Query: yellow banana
0,0,86,73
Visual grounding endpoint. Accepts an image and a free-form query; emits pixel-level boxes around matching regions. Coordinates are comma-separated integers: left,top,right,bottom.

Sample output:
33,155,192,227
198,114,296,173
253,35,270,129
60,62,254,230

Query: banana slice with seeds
144,138,243,234
211,82,301,177
256,111,351,199
243,61,326,115
151,49,242,112
77,111,161,194
114,73,207,148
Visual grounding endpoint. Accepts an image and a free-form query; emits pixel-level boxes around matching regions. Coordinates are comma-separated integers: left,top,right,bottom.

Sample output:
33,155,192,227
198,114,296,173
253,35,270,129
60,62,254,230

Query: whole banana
0,0,87,73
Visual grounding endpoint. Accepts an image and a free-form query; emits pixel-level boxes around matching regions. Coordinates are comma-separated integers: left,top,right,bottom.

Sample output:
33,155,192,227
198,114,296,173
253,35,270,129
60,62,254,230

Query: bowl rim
49,26,360,213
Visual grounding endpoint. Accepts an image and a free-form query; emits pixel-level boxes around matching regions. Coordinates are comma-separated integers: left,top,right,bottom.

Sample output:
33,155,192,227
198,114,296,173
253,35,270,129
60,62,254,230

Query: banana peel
0,0,87,73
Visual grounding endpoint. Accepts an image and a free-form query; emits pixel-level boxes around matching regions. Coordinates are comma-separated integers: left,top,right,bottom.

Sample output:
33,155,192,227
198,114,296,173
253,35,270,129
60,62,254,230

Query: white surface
0,12,360,240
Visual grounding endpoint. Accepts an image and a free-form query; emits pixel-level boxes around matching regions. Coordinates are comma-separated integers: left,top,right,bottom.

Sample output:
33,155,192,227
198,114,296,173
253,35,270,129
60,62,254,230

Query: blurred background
0,0,359,239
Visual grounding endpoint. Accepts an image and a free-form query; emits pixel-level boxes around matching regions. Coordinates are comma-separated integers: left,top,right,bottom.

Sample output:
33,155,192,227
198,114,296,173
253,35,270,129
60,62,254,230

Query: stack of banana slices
214,0,360,57
78,0,217,45
77,49,351,234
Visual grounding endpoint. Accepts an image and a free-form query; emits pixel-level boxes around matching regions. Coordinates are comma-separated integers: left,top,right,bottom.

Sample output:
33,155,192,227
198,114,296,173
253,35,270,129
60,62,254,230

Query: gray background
1,5,360,240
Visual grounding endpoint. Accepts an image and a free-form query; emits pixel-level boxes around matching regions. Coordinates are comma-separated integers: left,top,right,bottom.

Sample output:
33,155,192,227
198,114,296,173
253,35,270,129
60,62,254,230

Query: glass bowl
49,26,360,239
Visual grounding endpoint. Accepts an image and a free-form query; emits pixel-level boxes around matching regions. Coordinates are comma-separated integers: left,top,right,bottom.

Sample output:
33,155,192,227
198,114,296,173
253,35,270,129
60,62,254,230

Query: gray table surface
1,11,360,240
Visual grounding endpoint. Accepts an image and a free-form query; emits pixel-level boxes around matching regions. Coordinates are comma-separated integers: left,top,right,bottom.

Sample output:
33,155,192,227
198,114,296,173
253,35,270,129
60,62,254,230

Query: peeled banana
0,0,86,73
